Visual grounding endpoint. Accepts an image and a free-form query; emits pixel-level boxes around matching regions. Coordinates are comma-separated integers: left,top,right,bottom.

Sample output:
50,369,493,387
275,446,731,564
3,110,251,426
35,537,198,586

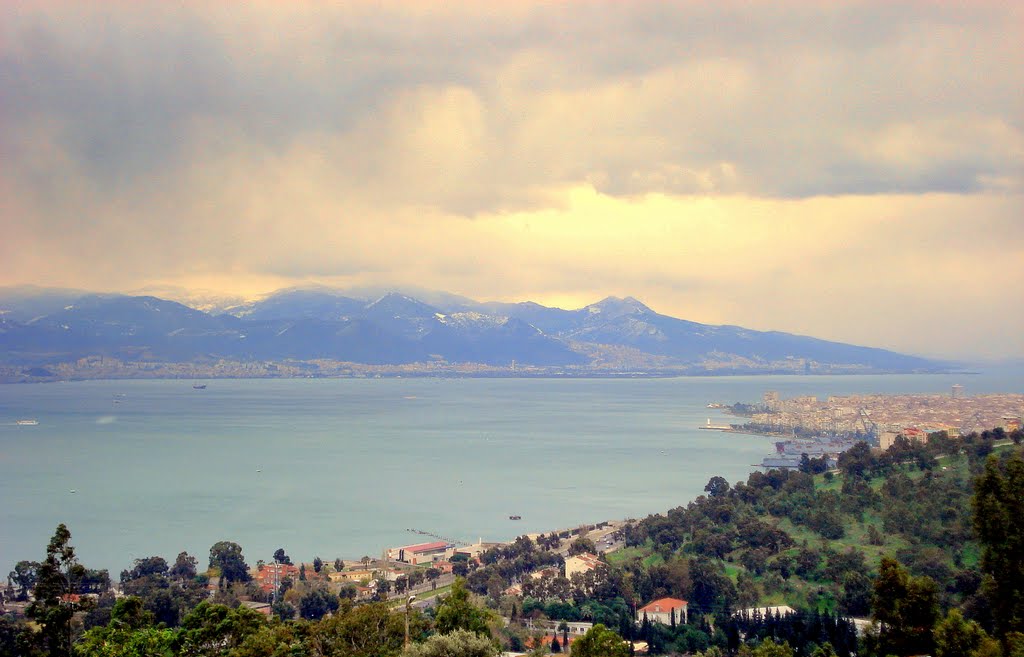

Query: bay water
1,370,1020,575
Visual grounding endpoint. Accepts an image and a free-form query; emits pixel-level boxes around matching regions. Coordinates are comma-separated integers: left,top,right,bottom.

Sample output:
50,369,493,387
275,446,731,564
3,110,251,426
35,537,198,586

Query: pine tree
27,524,87,657
973,453,1024,645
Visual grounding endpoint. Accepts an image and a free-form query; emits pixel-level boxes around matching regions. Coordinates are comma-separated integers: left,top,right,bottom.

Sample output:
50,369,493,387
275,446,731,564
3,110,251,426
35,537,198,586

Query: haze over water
2,370,1021,574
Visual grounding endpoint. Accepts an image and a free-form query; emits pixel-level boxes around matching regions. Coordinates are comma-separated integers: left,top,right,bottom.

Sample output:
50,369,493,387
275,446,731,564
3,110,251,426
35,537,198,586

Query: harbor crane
858,408,878,439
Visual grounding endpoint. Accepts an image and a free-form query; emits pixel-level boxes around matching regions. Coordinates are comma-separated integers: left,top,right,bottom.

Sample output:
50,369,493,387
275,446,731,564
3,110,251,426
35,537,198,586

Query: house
735,605,796,619
637,597,688,625
524,634,579,651
255,563,300,593
900,427,928,444
387,541,451,565
529,566,559,580
524,619,593,637
565,552,602,580
331,567,404,583
453,540,505,560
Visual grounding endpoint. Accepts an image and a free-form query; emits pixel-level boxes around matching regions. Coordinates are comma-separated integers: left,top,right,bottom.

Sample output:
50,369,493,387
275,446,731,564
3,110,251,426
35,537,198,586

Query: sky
1,1,1022,360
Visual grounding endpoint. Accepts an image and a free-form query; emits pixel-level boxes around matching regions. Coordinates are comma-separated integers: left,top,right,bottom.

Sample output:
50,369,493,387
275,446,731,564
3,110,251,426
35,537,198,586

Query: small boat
192,384,207,390
16,419,39,426
509,515,522,520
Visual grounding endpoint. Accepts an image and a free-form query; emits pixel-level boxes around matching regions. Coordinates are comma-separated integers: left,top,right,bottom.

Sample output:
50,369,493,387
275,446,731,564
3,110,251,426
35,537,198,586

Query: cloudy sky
2,1,1021,359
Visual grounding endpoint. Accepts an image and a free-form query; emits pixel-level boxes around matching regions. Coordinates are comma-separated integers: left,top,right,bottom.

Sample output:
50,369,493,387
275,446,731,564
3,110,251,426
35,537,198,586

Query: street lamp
405,594,417,648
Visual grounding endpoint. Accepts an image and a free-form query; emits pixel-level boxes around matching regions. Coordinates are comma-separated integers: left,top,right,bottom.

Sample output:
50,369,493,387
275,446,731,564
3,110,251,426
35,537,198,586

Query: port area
709,388,1024,470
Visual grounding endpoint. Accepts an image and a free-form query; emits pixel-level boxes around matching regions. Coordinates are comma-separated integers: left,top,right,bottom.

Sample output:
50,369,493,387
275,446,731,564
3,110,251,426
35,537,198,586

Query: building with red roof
637,597,688,625
387,541,451,565
255,562,300,593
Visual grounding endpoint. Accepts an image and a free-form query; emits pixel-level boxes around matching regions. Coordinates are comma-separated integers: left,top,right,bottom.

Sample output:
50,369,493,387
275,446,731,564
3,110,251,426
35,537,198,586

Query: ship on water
16,419,39,426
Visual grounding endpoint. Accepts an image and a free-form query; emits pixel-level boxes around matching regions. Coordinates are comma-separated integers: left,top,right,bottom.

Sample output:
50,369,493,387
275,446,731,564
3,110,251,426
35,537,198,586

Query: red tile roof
404,541,448,553
639,597,688,613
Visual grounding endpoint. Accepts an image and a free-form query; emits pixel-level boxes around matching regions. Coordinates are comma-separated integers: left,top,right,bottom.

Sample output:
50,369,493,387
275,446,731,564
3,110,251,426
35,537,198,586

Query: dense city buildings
733,388,1023,440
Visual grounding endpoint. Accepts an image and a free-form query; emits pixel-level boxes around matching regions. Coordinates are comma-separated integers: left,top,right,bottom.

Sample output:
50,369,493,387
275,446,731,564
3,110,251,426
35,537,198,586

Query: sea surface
1,369,1021,575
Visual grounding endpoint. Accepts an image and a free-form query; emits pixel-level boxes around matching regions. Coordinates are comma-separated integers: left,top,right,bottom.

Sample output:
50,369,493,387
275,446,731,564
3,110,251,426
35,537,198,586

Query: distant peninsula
0,286,949,383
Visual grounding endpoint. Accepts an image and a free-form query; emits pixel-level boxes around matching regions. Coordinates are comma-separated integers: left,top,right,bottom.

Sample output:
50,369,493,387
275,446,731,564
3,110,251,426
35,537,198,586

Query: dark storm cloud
2,1,1020,211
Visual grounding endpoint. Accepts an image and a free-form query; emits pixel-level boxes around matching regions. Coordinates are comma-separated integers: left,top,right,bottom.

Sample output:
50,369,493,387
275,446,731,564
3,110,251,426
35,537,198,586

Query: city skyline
2,1,1022,360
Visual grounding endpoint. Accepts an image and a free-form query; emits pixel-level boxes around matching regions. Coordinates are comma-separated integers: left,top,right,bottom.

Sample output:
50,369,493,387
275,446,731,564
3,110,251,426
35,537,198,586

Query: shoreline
0,368,971,386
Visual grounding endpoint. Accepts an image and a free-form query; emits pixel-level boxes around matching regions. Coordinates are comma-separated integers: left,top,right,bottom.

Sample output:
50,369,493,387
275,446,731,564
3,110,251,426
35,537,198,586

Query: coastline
4,373,1020,575
0,358,960,385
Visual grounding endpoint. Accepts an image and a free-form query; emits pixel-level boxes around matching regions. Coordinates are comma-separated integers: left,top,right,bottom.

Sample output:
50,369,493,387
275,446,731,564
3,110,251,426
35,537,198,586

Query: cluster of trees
726,610,857,656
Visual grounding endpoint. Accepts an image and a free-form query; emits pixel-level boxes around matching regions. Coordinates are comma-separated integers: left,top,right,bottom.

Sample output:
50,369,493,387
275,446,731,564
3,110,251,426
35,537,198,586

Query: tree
7,560,39,601
273,548,292,565
704,476,730,498
735,571,760,610
689,557,736,613
28,523,88,657
76,624,177,657
169,552,198,582
176,601,265,656
551,635,562,653
426,567,441,590
312,556,323,573
299,587,340,620
973,453,1024,644
271,599,295,621
934,608,988,657
0,615,44,657
121,556,168,583
837,441,875,478
434,578,494,637
568,537,597,556
743,639,795,657
402,628,499,657
208,541,251,583
871,557,938,656
839,571,872,617
310,602,406,657
571,623,629,657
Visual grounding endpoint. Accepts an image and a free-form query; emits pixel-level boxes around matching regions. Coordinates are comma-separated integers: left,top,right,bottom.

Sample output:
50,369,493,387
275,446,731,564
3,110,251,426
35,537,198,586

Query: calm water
1,370,1020,574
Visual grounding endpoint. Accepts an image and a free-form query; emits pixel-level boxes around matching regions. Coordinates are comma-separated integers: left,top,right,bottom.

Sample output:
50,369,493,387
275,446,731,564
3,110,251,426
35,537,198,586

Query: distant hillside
0,286,944,379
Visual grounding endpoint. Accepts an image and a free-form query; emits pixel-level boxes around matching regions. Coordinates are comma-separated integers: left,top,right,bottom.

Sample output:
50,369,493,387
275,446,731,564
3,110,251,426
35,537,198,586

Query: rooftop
639,597,688,613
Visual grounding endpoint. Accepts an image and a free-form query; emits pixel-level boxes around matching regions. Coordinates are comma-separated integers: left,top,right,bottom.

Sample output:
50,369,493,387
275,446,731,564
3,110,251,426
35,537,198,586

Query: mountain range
0,286,943,378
